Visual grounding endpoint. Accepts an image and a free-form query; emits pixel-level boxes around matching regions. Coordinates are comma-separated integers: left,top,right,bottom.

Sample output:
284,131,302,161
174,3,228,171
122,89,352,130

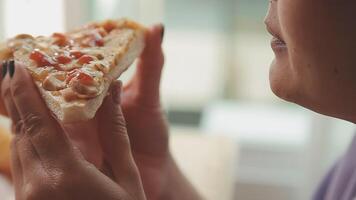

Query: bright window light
4,0,64,38
93,0,139,20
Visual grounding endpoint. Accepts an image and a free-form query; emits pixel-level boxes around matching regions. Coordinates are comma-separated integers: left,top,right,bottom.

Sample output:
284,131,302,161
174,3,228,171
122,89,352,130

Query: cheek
278,0,317,80
274,0,342,98
272,0,356,118
269,0,332,103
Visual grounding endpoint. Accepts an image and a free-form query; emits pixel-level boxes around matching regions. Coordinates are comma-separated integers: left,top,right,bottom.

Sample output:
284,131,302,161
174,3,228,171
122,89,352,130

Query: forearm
159,155,203,200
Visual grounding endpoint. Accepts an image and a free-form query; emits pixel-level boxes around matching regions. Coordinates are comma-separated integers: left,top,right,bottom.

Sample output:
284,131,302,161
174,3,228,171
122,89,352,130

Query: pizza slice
0,19,146,123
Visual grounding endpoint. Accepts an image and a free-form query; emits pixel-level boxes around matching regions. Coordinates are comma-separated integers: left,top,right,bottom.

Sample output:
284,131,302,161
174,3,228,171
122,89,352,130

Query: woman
2,0,356,200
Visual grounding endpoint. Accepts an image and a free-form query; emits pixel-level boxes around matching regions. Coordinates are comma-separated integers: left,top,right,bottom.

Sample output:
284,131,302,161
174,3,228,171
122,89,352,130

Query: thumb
97,81,128,161
96,81,141,186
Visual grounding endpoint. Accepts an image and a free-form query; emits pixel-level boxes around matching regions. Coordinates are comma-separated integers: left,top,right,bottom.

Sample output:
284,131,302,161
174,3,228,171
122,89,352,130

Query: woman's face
265,0,356,122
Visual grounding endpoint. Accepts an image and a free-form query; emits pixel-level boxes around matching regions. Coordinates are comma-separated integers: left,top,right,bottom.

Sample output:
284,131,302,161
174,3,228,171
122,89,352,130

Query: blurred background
0,0,355,199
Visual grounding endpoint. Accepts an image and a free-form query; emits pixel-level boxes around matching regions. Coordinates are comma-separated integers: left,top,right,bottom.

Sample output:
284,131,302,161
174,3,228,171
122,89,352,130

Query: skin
265,0,356,123
0,25,201,199
4,0,356,199
1,66,146,200
64,25,201,199
133,2,356,198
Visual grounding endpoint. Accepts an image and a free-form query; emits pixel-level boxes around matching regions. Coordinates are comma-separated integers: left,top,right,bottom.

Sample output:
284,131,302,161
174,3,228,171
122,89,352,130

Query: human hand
1,62,146,200
120,24,171,200
0,26,168,189
61,24,171,199
0,24,201,200
48,25,168,174
121,24,201,200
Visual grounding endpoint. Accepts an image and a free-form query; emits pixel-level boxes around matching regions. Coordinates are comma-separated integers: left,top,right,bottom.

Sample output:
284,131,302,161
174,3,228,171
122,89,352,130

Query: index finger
7,63,73,162
124,24,165,106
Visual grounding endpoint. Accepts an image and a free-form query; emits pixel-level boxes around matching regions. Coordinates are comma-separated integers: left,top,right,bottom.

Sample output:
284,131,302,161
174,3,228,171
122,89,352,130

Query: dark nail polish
8,60,15,78
2,61,8,78
161,24,165,43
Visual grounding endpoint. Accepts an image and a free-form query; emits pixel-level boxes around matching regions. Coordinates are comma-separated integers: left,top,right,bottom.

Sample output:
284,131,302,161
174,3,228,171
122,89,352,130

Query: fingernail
161,24,165,43
8,60,15,78
2,61,8,78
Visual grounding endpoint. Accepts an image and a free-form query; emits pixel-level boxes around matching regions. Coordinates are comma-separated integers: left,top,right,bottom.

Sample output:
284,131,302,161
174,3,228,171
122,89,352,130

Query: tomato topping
77,72,94,85
82,31,104,47
66,70,77,83
103,21,116,32
53,33,66,38
98,28,108,37
95,38,104,46
30,49,57,67
30,49,44,62
92,30,105,46
70,50,84,59
66,69,94,85
77,55,94,65
52,33,68,46
55,55,72,64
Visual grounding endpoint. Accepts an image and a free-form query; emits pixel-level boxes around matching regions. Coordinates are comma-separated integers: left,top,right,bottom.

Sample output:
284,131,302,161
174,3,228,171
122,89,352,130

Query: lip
265,22,287,52
271,37,287,52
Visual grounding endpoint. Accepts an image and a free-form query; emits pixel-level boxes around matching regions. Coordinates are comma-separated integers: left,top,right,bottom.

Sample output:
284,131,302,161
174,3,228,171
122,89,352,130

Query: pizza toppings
70,50,84,59
92,30,105,47
30,49,57,68
77,72,95,85
66,69,96,85
6,34,34,52
70,81,102,99
92,60,111,73
95,38,104,47
17,21,124,102
102,20,117,33
55,55,72,64
28,47,105,100
68,71,102,99
29,67,54,82
14,34,34,40
42,72,66,91
71,28,107,48
77,55,94,65
63,68,103,100
61,88,78,102
52,33,69,47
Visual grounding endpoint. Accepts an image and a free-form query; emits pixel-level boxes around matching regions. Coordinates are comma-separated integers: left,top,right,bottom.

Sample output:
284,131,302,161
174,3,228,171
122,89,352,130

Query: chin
270,62,356,123
268,59,299,103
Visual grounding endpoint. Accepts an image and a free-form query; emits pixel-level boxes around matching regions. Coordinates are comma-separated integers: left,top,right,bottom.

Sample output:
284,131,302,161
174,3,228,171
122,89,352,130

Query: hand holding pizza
0,24,201,200
58,24,201,200
120,24,170,199
1,64,146,200
120,25,202,200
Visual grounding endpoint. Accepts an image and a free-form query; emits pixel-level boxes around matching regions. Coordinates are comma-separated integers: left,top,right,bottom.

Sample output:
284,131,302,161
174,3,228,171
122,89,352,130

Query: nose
264,0,276,26
263,0,286,43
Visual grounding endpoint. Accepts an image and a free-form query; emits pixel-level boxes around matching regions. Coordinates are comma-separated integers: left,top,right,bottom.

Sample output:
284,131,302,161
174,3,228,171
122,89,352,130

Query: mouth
265,24,287,52
270,37,287,52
